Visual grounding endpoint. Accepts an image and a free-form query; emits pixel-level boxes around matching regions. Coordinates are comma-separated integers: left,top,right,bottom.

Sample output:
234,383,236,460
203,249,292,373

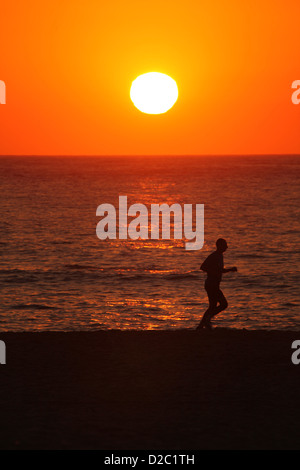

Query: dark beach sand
0,329,299,449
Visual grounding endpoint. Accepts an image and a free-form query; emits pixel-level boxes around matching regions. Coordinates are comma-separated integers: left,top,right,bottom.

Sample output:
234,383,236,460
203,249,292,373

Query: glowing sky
0,0,299,155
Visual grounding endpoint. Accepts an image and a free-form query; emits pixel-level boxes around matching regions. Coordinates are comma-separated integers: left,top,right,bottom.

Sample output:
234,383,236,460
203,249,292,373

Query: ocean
0,155,299,331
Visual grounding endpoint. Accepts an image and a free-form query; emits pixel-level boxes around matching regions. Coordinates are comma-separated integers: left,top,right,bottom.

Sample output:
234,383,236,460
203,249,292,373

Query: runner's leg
209,289,228,318
197,289,218,329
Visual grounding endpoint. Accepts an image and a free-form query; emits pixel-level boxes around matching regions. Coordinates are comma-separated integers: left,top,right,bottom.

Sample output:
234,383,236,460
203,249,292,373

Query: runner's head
216,238,228,253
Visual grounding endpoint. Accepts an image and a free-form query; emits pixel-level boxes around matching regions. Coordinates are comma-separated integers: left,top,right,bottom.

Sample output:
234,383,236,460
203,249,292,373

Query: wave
239,254,267,258
52,241,73,245
165,273,199,280
11,304,59,310
0,266,200,283
64,264,98,270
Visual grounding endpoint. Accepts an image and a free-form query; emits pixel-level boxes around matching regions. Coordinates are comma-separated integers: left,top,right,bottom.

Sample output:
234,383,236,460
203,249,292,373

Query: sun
130,72,178,114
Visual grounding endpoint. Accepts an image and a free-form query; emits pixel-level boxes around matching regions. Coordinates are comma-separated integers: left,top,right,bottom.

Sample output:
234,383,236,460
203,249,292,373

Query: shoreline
0,329,299,449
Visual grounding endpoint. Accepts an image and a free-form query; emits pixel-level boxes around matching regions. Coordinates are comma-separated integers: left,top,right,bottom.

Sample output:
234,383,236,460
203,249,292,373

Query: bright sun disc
130,72,178,114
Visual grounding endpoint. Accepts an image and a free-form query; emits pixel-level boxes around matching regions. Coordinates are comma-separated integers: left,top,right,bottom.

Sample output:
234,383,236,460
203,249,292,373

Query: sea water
0,155,299,331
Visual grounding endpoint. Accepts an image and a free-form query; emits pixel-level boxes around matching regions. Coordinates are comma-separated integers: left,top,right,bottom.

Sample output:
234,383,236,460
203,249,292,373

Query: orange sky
0,0,299,155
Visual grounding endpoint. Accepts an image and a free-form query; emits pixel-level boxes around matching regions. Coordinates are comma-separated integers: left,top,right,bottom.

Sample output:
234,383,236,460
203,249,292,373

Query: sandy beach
0,329,299,449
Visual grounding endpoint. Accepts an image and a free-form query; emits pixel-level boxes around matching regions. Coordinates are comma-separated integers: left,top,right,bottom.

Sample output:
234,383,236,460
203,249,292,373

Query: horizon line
1,153,300,158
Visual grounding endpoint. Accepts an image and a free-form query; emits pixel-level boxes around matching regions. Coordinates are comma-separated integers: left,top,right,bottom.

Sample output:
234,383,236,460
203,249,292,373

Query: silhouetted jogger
197,238,237,330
